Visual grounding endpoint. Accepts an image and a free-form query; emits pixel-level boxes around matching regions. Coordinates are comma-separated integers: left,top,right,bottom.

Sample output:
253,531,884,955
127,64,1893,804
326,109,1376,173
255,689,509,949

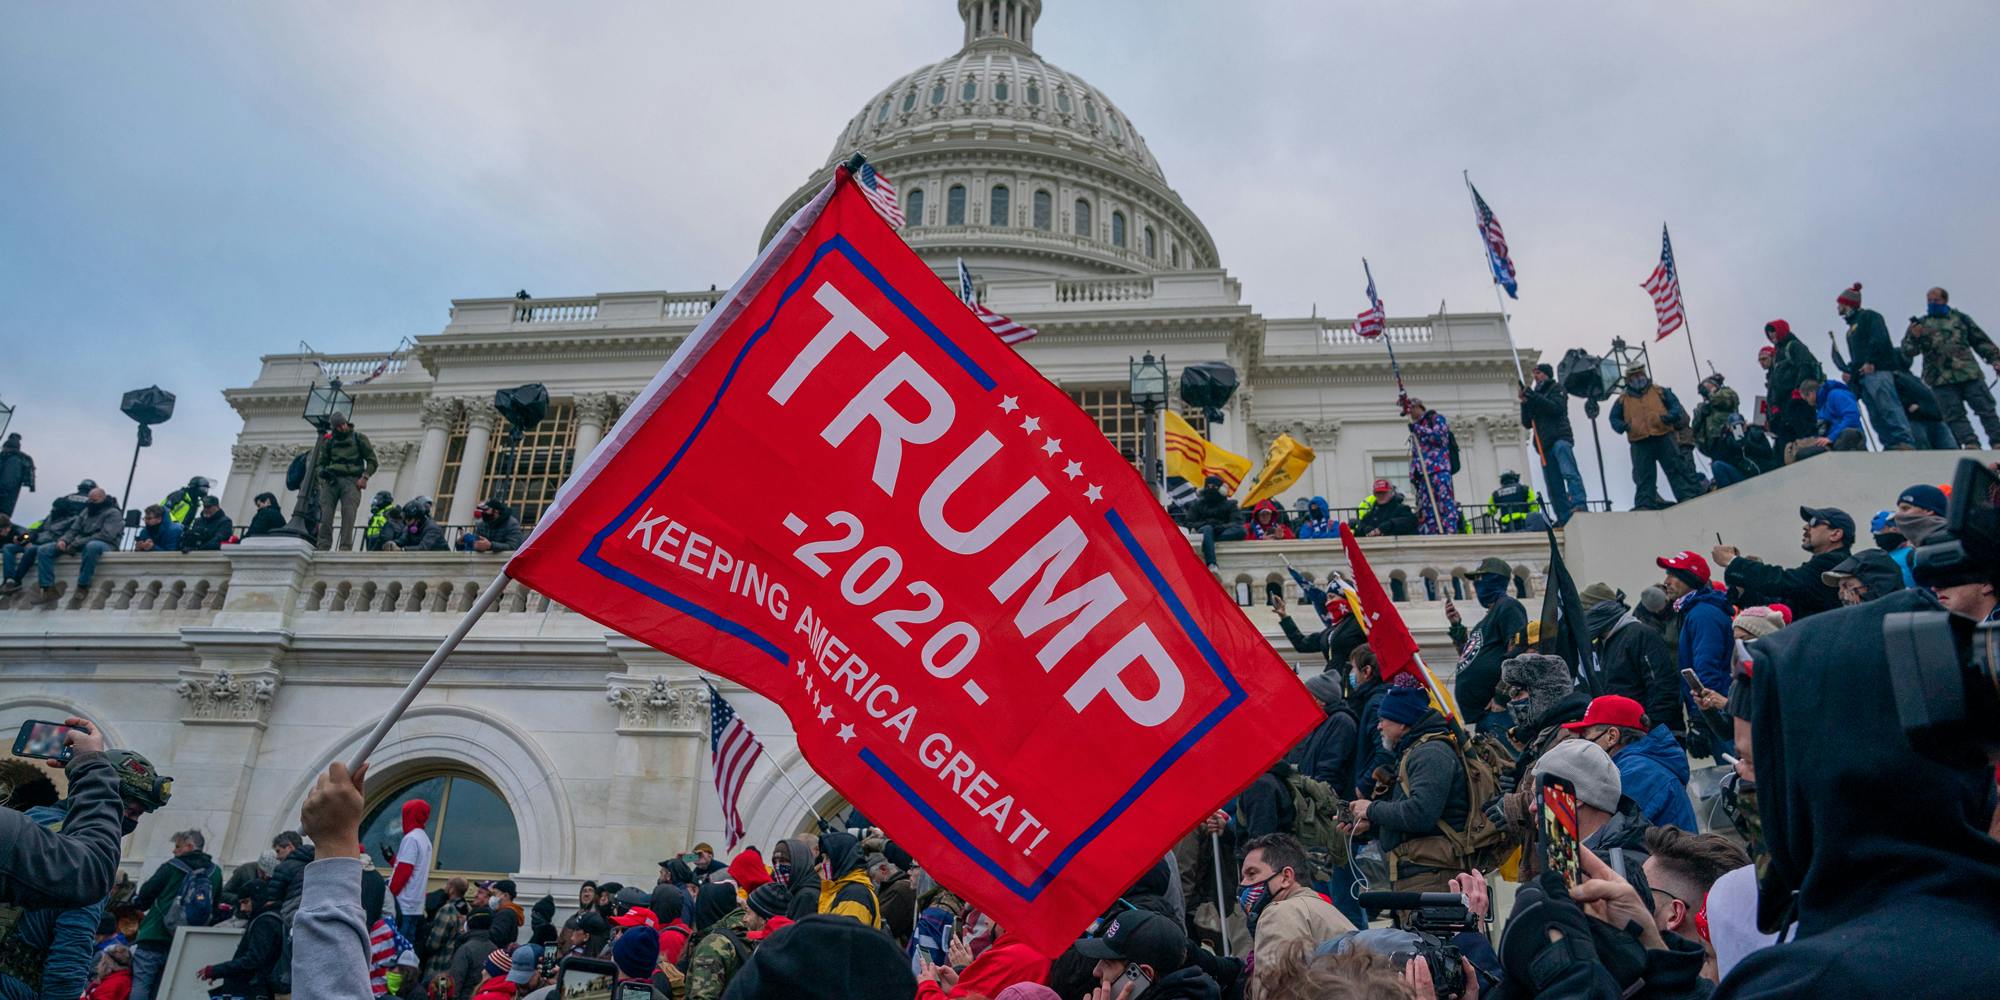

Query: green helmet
103,749,172,813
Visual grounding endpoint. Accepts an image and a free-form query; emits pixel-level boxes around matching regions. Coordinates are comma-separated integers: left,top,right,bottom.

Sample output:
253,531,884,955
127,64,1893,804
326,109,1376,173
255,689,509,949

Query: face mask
1927,302,1950,318
1873,532,1904,551
1627,377,1651,392
772,859,792,883
488,896,501,911
1475,573,1511,608
1837,306,1851,320
1237,876,1275,921
1894,511,1945,545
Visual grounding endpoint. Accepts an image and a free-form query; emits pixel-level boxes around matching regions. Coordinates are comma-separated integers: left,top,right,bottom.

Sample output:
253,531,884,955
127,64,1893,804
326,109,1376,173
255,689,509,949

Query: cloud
3,0,1995,514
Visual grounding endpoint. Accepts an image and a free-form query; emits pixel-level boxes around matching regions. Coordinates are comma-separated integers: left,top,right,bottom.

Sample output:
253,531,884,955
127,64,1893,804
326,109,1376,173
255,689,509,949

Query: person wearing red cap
387,799,432,944
1657,550,1735,758
1762,318,1824,455
1834,282,1917,450
1353,479,1417,537
1565,695,1698,831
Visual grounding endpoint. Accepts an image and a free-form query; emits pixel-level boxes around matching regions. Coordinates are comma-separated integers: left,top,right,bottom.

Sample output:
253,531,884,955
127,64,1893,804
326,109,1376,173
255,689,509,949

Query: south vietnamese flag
505,164,1321,954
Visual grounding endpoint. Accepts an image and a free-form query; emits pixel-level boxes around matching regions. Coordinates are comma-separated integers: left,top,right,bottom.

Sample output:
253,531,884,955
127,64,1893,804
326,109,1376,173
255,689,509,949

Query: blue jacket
138,519,183,552
1675,587,1734,696
1814,379,1863,440
0,803,105,1000
1295,496,1336,539
1889,545,1916,588
1614,725,1697,832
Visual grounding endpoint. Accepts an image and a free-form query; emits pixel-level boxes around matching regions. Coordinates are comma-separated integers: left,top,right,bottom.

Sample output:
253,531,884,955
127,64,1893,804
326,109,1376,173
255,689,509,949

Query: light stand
273,378,353,542
490,384,549,505
118,387,176,519
1129,353,1169,500
1559,339,1650,509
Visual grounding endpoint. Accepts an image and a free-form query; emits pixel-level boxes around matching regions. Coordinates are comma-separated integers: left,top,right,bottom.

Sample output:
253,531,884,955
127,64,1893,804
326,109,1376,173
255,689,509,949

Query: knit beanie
610,925,660,979
1733,607,1783,639
482,948,512,980
1638,586,1670,614
1378,685,1430,726
1837,282,1862,309
1532,739,1622,813
746,882,790,920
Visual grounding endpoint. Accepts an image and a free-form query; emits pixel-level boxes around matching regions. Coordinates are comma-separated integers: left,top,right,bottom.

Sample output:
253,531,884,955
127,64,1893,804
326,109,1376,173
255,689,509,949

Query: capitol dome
762,0,1219,279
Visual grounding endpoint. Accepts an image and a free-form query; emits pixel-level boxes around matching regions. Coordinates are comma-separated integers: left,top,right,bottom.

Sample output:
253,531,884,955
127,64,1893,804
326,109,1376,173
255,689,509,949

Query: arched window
1025,79,1042,106
989,185,1010,226
905,187,925,226
1084,98,1100,124
930,79,947,106
1111,211,1127,248
993,76,1010,102
946,184,967,225
360,769,520,880
1033,190,1052,230
1074,198,1091,237
1144,226,1157,258
961,77,978,102
1108,114,1125,140
875,97,892,123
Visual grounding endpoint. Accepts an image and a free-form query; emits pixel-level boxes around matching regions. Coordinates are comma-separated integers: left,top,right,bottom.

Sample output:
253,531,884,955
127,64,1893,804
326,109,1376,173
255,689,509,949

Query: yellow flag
1239,433,1316,507
1162,411,1251,494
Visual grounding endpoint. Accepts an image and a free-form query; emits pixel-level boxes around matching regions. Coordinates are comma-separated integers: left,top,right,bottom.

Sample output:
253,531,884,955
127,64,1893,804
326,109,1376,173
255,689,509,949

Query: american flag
856,162,904,228
706,681,764,849
1355,259,1386,339
1642,224,1686,341
956,257,1037,344
1469,182,1518,299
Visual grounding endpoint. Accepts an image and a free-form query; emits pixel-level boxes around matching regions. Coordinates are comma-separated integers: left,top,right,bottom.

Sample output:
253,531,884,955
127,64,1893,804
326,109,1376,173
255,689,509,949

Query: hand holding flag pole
1358,259,1449,534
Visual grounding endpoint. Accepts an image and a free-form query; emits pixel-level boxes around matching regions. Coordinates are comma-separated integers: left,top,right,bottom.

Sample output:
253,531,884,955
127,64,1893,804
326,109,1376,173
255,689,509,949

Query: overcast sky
4,0,1996,514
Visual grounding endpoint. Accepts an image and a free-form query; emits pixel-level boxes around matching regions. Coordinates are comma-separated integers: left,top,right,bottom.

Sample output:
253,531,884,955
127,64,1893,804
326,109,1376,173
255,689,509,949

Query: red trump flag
506,168,1321,953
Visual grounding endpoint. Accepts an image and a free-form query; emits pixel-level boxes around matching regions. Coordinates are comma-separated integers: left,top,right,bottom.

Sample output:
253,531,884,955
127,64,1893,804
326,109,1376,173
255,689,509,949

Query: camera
1354,891,1477,999
1884,458,2000,763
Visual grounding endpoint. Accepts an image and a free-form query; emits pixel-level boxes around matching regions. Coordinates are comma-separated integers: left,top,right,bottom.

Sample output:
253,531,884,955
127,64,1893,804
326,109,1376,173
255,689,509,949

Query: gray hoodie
292,856,374,1000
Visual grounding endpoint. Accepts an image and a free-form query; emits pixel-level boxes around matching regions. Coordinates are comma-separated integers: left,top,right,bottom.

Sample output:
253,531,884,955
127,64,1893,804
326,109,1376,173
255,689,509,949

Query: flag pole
768,751,831,831
1210,830,1232,956
1365,258,1451,535
348,571,512,770
1664,225,1703,380
1463,172,1551,511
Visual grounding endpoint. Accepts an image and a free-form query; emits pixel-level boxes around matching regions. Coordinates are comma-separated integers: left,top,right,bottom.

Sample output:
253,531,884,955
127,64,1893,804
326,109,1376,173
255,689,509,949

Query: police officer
1485,470,1537,531
1902,286,2000,447
161,476,210,530
364,490,396,548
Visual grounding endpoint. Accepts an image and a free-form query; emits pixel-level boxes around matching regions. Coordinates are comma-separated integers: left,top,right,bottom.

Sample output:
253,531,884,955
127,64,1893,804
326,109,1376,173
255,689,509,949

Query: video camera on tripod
1886,457,2000,763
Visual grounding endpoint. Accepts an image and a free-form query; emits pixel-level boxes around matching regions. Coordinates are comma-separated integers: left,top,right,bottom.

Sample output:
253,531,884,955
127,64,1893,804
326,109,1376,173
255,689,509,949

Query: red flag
505,168,1321,955
1337,522,1422,682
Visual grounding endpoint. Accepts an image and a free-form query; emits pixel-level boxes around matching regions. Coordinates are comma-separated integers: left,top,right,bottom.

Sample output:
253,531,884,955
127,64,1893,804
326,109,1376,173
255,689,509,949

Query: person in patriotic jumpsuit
1406,399,1462,535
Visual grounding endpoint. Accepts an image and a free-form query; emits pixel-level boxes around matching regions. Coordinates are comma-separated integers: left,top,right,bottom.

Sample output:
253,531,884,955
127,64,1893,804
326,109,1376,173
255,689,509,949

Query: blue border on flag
577,234,1243,900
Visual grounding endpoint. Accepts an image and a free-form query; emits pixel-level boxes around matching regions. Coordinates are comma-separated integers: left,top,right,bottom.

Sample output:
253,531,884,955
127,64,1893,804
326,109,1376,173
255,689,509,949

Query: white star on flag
1019,415,1041,433
1062,460,1083,480
837,723,857,743
998,395,1019,412
817,705,834,723
1083,484,1104,502
1040,438,1062,456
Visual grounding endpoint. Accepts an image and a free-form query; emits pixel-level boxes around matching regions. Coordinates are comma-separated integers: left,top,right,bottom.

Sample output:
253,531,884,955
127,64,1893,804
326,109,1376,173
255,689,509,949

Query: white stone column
223,444,267,523
445,398,499,524
571,393,619,468
406,397,458,504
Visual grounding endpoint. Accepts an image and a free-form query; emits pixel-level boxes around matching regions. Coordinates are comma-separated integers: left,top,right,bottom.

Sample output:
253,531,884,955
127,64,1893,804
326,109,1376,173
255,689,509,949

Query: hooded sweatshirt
1612,725,1696,831
1244,499,1293,540
726,850,771,892
1295,496,1335,539
814,832,881,928
389,799,433,914
1717,588,2000,998
1810,379,1862,440
776,837,822,922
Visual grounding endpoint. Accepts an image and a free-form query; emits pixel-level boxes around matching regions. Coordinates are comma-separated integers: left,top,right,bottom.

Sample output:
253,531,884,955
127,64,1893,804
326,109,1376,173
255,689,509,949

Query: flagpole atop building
1662,224,1704,380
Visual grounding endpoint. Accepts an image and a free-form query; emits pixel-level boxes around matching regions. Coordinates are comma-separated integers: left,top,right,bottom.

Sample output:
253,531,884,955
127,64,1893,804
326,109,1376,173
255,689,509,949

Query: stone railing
0,553,233,615
1210,533,1552,608
1319,317,1434,345
444,291,720,332
513,297,600,323
316,354,408,380
1055,276,1154,303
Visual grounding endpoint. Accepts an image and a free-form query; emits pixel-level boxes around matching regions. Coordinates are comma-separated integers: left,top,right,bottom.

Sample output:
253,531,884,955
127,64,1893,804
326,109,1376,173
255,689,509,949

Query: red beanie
728,849,772,891
402,798,431,833
1837,282,1862,309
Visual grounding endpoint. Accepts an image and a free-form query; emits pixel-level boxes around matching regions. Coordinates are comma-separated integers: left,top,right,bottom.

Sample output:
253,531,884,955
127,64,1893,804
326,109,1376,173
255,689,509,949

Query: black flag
1538,524,1602,695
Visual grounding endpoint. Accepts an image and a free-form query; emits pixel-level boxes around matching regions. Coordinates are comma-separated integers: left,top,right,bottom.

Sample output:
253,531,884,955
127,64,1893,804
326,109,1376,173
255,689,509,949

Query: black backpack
286,452,308,491
1446,431,1463,475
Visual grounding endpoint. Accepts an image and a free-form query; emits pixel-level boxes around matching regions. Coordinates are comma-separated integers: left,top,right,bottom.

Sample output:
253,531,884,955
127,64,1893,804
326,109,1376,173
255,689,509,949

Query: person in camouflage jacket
1902,287,2000,447
684,883,750,1000
1691,375,1758,484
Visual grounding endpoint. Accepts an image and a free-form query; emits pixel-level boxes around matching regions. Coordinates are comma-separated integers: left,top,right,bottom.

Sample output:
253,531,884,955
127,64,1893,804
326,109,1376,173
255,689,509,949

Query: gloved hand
1499,873,1617,997
1497,769,1519,795
1482,795,1510,832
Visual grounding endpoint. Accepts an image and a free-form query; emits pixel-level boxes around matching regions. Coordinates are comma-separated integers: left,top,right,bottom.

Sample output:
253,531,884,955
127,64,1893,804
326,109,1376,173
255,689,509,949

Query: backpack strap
1395,732,1476,866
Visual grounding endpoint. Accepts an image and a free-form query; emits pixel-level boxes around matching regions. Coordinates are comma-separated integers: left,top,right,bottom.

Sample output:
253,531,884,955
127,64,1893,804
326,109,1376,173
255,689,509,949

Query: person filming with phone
0,717,128,910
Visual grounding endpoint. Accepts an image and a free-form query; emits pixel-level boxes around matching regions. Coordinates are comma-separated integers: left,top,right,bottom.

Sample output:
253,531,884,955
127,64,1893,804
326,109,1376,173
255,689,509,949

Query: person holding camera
1713,506,1853,618
314,413,378,551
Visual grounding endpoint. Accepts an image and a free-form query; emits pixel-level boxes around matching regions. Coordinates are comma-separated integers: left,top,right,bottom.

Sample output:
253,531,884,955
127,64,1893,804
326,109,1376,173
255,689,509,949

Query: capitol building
7,0,1557,904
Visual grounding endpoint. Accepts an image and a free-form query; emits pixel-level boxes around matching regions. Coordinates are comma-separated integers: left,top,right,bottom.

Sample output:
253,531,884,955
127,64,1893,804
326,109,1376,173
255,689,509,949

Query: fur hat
1500,653,1575,728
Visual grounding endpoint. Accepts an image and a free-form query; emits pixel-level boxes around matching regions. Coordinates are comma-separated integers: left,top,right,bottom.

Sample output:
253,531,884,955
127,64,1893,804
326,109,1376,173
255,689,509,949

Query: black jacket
1595,614,1686,734
1890,369,1943,422
1369,712,1470,855
1138,965,1222,1000
1185,488,1241,533
0,752,122,909
1235,764,1297,840
1454,596,1528,725
0,446,34,494
468,513,525,551
273,842,315,925
1277,612,1365,670
398,516,447,552
1520,379,1575,451
244,505,286,538
1717,589,2000,999
1287,701,1359,800
182,510,234,551
1723,545,1850,619
1355,493,1418,537
1841,308,1903,374
778,836,822,922
208,910,283,998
